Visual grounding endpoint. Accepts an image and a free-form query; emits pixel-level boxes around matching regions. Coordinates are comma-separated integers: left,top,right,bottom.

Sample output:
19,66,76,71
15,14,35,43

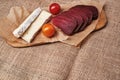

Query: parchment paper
0,1,106,47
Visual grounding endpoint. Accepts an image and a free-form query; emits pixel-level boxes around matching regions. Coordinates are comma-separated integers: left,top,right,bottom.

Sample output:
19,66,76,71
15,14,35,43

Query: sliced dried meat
69,9,89,32
79,8,93,25
85,6,99,20
66,11,84,33
51,5,99,35
70,5,98,20
52,14,77,35
69,5,93,25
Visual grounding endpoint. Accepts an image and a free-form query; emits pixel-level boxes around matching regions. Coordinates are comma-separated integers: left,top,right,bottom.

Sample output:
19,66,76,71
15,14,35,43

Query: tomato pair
42,3,61,37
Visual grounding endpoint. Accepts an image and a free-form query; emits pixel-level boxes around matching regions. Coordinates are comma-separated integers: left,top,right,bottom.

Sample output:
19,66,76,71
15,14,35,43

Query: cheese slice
22,10,52,43
13,7,41,38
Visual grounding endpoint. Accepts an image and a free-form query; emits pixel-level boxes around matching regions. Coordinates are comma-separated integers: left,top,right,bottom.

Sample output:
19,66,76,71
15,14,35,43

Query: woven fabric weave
0,0,120,80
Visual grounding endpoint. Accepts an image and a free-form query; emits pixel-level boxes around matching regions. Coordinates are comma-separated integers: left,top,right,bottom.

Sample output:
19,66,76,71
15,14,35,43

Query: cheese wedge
22,10,52,43
13,7,41,38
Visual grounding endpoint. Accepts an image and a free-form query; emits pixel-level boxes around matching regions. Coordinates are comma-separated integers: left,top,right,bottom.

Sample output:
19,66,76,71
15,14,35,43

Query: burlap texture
0,0,120,80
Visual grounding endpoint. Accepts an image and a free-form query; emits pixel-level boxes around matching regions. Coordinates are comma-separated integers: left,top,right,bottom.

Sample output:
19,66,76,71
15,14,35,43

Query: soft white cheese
22,10,52,43
13,7,41,38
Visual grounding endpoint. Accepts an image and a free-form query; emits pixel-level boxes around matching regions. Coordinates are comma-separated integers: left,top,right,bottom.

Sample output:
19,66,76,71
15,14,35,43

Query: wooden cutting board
95,10,107,31
0,1,107,47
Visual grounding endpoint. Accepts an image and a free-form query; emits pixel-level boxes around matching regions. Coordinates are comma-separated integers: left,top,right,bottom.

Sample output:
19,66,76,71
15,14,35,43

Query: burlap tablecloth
0,0,120,80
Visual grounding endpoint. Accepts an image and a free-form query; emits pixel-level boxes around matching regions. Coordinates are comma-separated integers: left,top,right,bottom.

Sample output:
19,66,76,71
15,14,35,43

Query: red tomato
49,3,61,15
42,23,56,37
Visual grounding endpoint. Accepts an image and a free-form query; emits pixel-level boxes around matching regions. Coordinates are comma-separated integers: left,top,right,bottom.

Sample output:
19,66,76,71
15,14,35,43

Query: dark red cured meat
79,8,93,25
70,5,98,20
66,11,84,33
52,18,72,35
52,14,77,35
52,18,75,35
69,5,93,25
59,11,83,26
85,6,99,20
52,10,84,34
57,11,77,24
51,5,99,35
69,5,95,31
69,9,89,32
57,12,78,34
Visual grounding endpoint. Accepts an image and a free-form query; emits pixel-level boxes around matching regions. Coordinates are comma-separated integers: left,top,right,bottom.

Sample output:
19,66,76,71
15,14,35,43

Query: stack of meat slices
51,5,99,35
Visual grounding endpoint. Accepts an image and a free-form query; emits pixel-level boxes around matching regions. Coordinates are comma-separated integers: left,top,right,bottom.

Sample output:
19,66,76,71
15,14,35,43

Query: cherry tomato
42,23,56,37
49,3,61,15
